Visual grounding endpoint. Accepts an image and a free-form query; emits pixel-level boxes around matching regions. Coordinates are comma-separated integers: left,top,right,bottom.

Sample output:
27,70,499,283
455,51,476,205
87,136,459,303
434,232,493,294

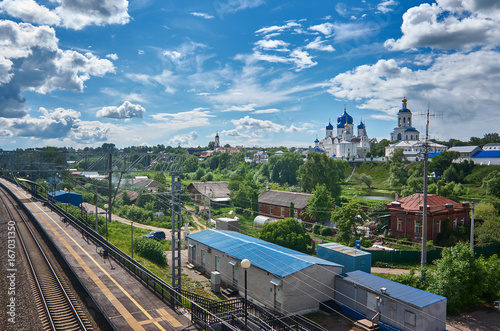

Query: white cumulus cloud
0,20,115,117
385,0,500,50
97,101,146,119
168,131,198,146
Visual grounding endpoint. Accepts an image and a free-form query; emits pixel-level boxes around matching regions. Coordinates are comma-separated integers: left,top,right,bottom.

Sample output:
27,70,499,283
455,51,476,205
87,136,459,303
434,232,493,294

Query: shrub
320,227,333,236
312,223,322,234
134,237,167,266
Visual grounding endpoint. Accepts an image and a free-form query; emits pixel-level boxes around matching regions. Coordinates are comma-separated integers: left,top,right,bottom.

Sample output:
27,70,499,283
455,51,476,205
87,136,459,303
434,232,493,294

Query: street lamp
64,187,68,212
104,203,109,241
241,259,251,330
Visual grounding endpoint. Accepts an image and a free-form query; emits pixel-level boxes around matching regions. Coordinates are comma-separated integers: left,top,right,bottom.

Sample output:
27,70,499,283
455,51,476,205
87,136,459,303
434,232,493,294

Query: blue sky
1,0,499,150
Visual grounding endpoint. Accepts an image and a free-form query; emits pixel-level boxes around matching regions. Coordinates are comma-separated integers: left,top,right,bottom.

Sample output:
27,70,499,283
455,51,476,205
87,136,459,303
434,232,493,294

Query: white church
313,106,370,159
385,98,447,158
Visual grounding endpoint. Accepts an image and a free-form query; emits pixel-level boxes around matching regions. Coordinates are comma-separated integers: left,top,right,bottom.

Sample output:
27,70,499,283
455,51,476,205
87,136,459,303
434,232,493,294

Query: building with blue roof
313,106,370,159
335,270,447,331
187,229,343,315
48,190,82,208
471,150,500,165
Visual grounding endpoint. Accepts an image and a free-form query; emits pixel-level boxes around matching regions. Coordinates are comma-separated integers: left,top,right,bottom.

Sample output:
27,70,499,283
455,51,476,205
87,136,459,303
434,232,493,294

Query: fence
1,178,238,331
4,178,323,331
369,244,499,264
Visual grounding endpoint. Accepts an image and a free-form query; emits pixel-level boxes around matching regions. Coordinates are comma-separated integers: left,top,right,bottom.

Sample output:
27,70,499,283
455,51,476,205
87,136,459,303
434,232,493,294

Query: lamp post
64,187,68,212
241,259,251,330
104,203,109,241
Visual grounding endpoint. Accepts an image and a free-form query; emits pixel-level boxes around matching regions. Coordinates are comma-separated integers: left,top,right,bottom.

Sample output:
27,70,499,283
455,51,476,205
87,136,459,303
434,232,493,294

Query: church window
411,135,413,140
403,117,406,125
399,118,401,126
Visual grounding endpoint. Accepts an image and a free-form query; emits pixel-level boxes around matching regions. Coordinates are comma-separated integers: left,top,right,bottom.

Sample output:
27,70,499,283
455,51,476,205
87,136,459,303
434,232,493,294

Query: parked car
143,230,166,241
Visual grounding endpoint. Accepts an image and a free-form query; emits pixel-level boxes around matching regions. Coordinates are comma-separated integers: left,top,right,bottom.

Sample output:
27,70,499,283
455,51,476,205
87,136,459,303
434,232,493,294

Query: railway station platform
2,179,194,331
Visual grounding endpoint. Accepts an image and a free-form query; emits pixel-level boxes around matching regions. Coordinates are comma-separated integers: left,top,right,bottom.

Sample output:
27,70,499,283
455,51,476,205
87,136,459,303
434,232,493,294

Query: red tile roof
387,193,466,213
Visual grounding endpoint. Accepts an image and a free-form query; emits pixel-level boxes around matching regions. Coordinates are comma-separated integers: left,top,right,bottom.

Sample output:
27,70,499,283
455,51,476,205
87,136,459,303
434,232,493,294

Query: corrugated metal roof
387,193,465,213
187,181,230,199
258,190,313,209
319,242,371,257
448,146,480,153
340,270,446,308
187,229,341,278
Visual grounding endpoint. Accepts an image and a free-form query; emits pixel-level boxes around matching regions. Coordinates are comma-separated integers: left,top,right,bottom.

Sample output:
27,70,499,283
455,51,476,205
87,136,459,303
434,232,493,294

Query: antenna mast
421,104,430,272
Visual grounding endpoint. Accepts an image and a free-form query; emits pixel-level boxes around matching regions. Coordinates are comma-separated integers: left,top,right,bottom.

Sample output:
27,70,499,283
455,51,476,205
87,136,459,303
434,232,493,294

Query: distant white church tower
390,97,420,142
214,131,220,148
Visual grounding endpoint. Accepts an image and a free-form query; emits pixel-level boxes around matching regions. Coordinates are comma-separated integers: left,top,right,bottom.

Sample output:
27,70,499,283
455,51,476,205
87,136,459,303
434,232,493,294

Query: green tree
443,165,459,183
184,155,199,173
474,202,500,245
387,148,408,187
483,172,500,198
268,152,303,186
428,151,460,176
259,218,312,253
122,191,131,205
303,184,334,221
358,173,373,188
428,242,486,314
331,200,367,243
298,152,345,201
370,138,391,157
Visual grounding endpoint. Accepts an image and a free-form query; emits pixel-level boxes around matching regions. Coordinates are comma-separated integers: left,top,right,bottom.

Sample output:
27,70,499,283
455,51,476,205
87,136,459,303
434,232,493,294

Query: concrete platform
2,179,194,331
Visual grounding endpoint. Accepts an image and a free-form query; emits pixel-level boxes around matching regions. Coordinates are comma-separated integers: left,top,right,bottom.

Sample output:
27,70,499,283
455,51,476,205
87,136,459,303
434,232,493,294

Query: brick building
386,193,470,241
258,190,312,220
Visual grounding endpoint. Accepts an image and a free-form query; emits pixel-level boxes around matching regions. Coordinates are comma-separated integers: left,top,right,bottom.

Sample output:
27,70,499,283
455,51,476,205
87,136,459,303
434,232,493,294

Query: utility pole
421,106,430,272
470,201,475,251
107,152,112,241
95,185,98,234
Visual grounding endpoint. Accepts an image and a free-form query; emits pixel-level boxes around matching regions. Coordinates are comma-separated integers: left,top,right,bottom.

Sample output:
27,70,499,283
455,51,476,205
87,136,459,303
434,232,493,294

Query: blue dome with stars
337,109,354,126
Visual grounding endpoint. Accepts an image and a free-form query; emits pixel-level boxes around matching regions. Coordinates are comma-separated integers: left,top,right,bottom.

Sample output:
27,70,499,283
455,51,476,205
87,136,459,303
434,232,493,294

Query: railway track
0,186,94,331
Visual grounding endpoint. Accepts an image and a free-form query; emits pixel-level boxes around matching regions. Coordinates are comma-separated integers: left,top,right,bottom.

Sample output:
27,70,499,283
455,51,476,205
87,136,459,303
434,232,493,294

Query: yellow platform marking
7,183,183,331
138,308,183,327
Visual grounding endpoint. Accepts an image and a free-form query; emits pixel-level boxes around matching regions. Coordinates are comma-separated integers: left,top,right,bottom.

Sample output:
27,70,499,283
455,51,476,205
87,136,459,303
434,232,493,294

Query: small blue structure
317,242,371,274
48,190,82,208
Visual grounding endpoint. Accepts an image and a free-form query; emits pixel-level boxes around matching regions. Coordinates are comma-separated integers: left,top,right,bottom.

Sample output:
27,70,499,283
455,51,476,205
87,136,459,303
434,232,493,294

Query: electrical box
211,271,221,293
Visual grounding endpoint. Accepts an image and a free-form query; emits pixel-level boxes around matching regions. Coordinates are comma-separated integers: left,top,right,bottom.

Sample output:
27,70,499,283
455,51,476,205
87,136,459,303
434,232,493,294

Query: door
201,250,206,270
232,265,238,287
215,255,220,271
274,285,282,311
366,292,379,321
188,245,196,263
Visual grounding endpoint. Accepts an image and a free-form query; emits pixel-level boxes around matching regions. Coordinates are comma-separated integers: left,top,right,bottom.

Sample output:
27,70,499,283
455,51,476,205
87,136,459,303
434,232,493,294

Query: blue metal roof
404,128,418,132
187,229,342,278
472,150,500,158
48,190,81,198
326,121,334,130
340,270,446,308
428,152,442,158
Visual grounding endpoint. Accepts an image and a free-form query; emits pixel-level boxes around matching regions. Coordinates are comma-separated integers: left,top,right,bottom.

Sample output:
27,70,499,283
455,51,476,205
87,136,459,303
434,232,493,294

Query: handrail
0,178,237,330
